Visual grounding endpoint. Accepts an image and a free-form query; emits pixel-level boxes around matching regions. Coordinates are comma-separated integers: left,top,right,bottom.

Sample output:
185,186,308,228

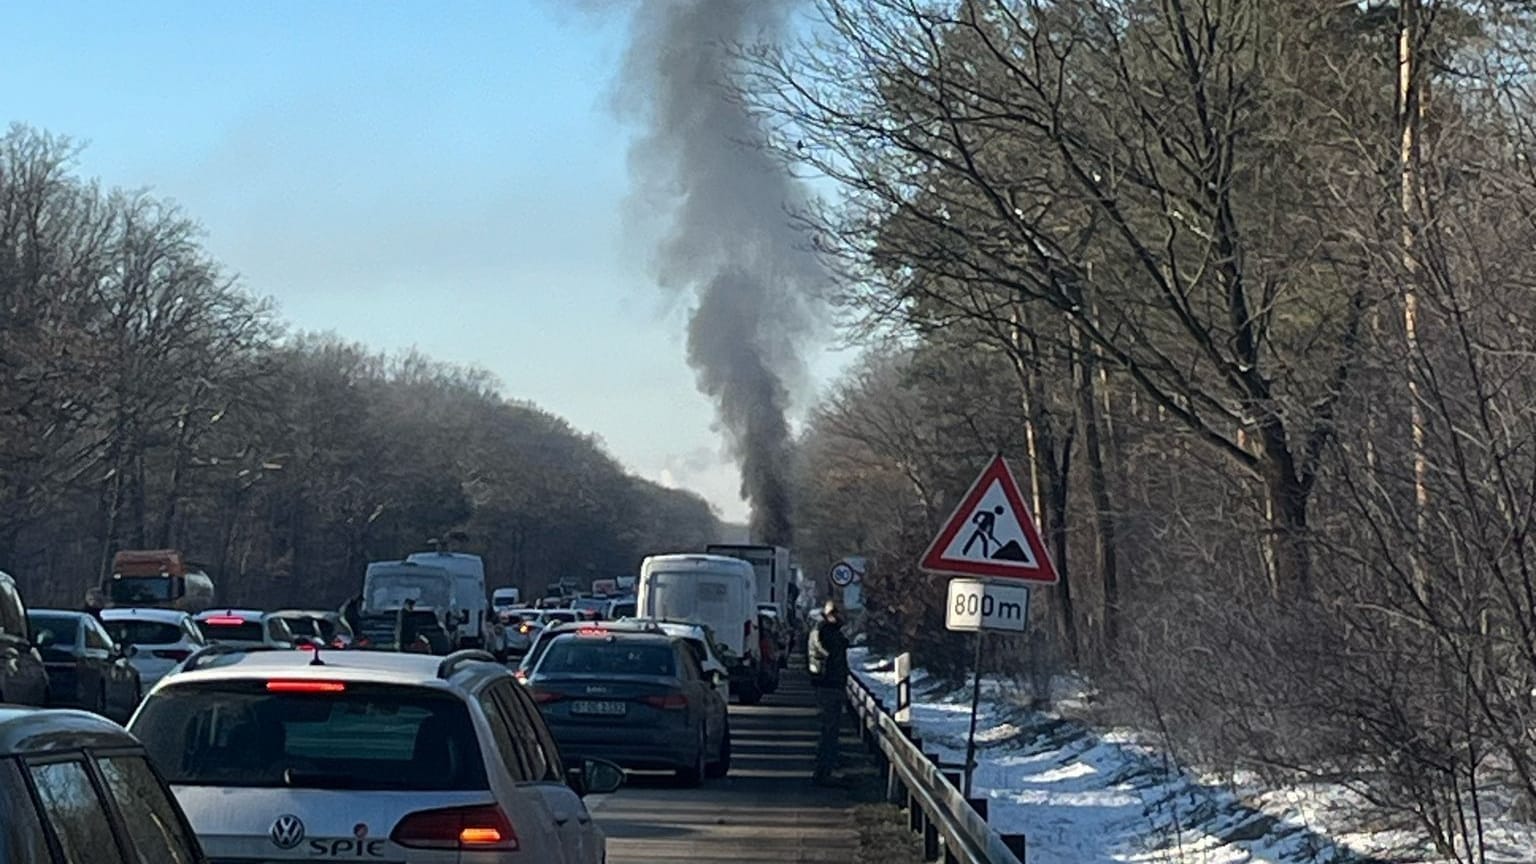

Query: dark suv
0,706,207,863
0,572,49,707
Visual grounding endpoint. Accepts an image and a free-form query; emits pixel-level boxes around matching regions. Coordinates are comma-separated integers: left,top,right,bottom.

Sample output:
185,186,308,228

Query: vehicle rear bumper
547,725,698,771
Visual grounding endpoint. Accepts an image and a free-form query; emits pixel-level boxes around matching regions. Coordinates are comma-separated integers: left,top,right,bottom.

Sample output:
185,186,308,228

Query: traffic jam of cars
0,542,804,861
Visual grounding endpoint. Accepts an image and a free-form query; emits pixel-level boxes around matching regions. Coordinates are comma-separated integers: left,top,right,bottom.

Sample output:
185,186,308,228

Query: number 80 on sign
945,578,1030,633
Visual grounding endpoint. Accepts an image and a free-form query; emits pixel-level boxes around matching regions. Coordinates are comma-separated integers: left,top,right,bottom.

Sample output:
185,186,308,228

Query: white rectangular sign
945,578,1030,633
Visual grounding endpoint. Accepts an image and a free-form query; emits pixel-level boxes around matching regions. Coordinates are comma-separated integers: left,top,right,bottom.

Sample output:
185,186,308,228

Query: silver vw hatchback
128,645,621,864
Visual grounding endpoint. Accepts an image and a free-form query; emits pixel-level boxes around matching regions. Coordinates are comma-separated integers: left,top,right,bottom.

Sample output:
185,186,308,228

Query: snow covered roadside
851,648,1536,864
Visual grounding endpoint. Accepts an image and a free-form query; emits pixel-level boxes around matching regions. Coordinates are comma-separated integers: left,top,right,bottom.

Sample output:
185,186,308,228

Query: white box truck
638,553,763,704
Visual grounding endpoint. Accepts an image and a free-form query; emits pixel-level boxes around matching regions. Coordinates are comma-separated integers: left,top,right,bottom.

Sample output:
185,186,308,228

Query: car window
490,683,551,782
538,639,676,677
96,755,200,864
83,618,112,651
266,618,294,642
183,620,206,645
499,682,563,779
133,681,489,791
28,759,128,864
0,758,50,864
0,580,28,639
104,619,184,646
477,691,531,783
29,613,81,649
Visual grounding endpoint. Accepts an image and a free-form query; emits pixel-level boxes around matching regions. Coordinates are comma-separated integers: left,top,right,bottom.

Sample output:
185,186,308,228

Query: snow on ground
851,648,1536,864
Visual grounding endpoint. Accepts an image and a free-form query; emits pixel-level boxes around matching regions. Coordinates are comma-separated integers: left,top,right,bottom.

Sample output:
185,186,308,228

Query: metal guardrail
847,673,1026,864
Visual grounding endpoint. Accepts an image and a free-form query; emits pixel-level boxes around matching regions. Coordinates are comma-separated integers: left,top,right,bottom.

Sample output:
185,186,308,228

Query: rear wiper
283,769,358,788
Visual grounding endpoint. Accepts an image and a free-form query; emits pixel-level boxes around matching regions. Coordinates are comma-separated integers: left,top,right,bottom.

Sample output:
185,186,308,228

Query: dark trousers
814,685,844,778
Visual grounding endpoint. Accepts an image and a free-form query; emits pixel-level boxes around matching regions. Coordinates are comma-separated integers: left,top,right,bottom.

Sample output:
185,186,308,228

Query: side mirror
569,758,624,797
118,644,137,659
710,670,725,687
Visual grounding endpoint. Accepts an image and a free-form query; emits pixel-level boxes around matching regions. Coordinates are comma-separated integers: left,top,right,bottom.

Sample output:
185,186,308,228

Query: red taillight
151,649,191,662
391,803,518,851
531,689,562,703
265,680,345,693
205,616,245,626
643,693,688,710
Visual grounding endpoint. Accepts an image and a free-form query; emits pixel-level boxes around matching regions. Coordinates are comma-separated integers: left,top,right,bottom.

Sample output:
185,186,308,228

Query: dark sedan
528,631,729,785
26,611,141,723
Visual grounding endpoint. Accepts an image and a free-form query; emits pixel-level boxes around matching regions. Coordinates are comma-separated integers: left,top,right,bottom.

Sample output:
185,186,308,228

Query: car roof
101,607,191,623
155,647,508,693
270,609,335,619
548,630,676,647
28,609,87,619
0,707,143,755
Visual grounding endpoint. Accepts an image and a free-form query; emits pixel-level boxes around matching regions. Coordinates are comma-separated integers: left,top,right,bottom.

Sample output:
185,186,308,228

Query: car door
490,681,601,864
80,618,117,713
474,686,572,864
675,644,721,754
86,617,137,719
92,750,205,864
0,580,48,707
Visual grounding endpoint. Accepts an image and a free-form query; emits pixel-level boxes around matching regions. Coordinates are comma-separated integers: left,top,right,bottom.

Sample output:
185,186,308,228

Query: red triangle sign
919,456,1058,583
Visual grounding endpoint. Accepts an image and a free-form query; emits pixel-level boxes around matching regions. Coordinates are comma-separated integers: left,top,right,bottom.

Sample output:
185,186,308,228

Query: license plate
571,700,627,716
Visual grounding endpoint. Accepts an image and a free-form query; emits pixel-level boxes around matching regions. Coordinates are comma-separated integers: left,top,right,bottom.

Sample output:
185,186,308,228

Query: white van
404,551,489,649
637,554,762,704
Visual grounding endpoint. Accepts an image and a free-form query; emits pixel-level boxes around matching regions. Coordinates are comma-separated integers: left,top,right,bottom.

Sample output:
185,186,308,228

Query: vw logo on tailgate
270,814,306,850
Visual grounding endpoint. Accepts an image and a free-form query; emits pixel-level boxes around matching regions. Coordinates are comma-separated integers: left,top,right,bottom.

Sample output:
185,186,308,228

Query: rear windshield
278,617,322,638
104,619,183,646
538,639,675,677
609,602,636,619
28,614,81,646
196,620,264,642
133,682,487,791
315,619,345,640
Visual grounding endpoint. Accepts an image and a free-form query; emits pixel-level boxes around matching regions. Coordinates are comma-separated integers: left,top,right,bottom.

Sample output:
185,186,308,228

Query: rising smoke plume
601,0,823,545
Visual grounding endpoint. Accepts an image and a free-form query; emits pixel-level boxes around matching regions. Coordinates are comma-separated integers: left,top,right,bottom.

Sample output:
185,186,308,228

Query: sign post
923,456,1053,799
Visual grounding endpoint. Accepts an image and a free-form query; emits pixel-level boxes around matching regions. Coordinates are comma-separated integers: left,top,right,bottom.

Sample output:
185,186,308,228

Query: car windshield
609,601,636,618
537,639,676,677
196,619,264,643
103,619,183,646
28,613,81,646
133,681,488,791
108,576,173,604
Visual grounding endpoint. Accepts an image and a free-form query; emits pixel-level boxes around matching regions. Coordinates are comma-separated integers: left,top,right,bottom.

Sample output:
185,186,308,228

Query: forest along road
589,665,862,863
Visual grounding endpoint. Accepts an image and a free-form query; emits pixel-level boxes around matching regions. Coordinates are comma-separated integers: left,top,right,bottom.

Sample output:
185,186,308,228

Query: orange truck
105,549,215,613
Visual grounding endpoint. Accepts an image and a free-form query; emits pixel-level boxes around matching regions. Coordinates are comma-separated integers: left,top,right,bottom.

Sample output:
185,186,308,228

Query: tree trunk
1074,331,1120,653
1043,434,1079,664
129,445,148,549
1265,464,1312,597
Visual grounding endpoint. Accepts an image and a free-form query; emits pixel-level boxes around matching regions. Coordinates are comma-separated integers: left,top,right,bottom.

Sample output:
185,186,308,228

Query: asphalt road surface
590,665,862,863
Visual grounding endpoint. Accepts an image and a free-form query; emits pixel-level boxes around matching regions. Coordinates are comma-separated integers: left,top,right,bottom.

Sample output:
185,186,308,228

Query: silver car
129,645,622,863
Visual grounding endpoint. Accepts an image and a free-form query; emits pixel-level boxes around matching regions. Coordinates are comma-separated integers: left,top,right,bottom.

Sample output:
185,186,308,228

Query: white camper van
638,553,763,704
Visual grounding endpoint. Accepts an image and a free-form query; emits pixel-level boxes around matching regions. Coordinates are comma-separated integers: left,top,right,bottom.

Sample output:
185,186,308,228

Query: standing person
81,588,107,623
395,598,420,652
807,599,849,786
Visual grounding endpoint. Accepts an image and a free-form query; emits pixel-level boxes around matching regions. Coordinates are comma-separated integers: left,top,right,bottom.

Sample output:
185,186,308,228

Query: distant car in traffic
130,645,622,864
270,609,355,648
27,610,142,723
498,609,543,658
193,609,298,649
0,706,208,863
0,571,49,707
568,597,609,621
604,597,637,620
101,606,208,690
514,619,666,684
528,630,730,785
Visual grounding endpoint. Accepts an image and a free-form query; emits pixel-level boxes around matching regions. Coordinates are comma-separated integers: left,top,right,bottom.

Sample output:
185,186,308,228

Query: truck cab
105,549,215,613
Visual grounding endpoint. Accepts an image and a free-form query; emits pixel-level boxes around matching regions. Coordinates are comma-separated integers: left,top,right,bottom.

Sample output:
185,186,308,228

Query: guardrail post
885,763,904,805
908,791,923,833
922,816,940,861
966,797,988,820
1002,834,1027,861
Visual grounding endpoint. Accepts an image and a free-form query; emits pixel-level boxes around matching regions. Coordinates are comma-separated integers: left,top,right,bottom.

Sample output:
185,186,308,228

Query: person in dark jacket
395,598,420,652
807,600,850,785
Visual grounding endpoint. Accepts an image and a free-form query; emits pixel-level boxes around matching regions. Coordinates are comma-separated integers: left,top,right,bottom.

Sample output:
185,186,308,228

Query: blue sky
1,1,854,522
